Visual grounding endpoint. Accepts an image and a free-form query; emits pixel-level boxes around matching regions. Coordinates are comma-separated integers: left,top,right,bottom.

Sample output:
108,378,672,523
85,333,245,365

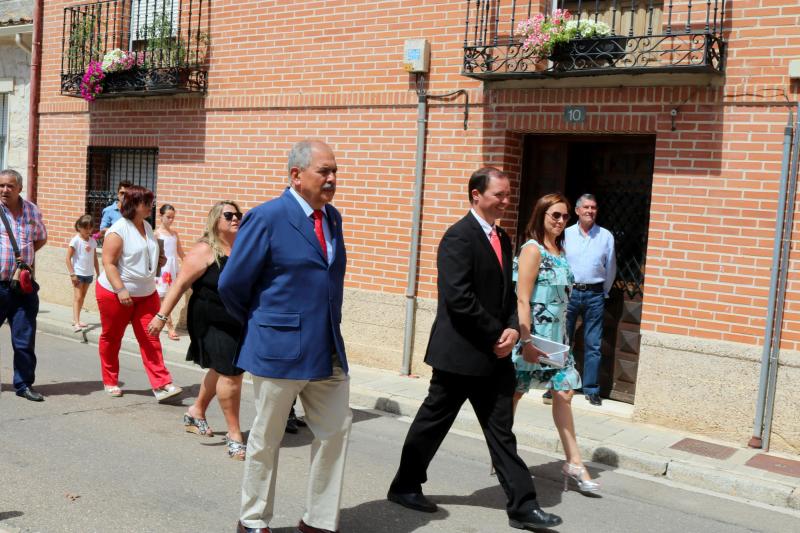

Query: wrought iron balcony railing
61,0,209,98
462,1,726,80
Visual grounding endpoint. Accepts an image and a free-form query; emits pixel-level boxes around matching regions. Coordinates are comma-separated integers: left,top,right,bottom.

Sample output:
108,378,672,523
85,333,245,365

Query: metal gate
86,147,159,229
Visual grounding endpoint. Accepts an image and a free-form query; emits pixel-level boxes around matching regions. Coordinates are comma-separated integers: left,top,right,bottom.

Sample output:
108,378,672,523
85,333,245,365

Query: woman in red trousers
95,185,182,401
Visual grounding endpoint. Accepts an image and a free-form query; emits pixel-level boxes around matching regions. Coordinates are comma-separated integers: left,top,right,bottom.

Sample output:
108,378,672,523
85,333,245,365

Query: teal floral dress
512,240,582,393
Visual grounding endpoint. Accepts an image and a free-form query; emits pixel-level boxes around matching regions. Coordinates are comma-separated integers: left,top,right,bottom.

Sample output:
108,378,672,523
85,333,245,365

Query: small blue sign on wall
564,106,586,123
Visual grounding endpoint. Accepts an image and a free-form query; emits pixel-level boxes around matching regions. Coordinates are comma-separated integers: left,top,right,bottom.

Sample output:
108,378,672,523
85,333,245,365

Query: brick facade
33,1,800,452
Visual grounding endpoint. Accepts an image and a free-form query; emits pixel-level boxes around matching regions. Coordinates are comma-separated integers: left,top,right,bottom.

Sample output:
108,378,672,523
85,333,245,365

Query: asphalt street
1,329,798,533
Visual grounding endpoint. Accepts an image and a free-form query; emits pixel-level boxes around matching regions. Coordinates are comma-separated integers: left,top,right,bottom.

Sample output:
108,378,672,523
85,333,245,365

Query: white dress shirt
470,208,495,241
564,223,616,296
289,187,333,264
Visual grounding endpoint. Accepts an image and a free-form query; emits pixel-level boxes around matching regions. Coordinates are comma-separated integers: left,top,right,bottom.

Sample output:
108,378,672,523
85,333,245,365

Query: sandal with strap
224,434,247,461
183,413,213,437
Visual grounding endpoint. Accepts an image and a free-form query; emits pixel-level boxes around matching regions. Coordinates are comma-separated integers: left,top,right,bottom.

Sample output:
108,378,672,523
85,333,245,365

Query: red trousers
96,283,172,389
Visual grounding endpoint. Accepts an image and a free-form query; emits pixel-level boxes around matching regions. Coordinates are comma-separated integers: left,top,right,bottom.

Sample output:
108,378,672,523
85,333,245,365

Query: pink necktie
489,228,503,269
312,209,327,257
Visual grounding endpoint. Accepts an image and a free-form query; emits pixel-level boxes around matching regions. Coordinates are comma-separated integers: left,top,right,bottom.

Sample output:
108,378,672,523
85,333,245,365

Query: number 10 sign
564,106,586,124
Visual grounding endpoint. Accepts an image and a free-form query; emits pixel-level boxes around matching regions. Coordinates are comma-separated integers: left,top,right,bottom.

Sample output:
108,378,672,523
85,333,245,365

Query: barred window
0,94,7,169
86,147,158,230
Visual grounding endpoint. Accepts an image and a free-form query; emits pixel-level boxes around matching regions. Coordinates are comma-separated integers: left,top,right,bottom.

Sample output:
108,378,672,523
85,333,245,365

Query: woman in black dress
147,201,246,460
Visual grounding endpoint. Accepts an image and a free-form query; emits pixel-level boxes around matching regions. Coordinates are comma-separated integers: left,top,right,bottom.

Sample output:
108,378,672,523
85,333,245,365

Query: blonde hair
199,200,241,266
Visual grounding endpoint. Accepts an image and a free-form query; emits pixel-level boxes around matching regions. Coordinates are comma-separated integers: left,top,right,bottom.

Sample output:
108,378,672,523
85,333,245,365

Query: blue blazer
218,188,348,379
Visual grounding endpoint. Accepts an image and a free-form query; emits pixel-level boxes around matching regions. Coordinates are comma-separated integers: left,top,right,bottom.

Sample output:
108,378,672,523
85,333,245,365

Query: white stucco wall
0,39,30,186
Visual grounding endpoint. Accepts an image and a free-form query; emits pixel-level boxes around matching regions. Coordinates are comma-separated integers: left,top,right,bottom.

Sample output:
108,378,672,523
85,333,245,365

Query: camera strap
0,204,23,261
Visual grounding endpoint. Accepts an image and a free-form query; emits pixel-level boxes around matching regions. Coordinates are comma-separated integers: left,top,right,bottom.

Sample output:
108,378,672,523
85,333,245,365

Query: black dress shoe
585,393,602,406
236,520,271,533
387,490,438,513
18,388,44,402
508,507,563,529
285,412,299,434
296,519,339,533
288,405,307,428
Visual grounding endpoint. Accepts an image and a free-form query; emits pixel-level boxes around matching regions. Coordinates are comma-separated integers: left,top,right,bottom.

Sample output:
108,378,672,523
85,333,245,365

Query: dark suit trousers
390,360,539,515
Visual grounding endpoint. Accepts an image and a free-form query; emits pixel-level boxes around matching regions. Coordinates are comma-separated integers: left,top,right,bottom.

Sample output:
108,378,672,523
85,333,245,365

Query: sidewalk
33,300,800,513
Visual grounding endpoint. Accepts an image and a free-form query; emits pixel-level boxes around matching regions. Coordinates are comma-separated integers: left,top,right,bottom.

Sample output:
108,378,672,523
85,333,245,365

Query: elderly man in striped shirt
0,169,48,401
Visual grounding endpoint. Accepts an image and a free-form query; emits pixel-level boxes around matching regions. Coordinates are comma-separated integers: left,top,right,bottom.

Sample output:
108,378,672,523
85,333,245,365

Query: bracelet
113,286,126,294
69,273,77,278
155,313,168,322
520,338,533,346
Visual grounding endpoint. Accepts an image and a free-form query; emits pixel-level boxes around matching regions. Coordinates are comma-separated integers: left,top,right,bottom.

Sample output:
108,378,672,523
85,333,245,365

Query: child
154,204,185,340
66,214,100,332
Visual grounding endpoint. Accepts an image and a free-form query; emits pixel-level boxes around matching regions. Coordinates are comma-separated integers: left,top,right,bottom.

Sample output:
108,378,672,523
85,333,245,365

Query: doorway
516,135,655,403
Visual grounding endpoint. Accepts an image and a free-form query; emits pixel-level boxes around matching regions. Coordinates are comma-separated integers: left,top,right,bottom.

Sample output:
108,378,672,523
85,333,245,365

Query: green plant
67,14,103,72
138,12,187,68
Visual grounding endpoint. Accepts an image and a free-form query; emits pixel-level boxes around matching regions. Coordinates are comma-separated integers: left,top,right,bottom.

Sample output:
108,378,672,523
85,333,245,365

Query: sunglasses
222,211,242,221
546,211,570,222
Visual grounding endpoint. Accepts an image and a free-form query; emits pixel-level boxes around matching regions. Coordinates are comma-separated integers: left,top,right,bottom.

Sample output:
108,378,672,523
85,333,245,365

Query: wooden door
518,135,655,403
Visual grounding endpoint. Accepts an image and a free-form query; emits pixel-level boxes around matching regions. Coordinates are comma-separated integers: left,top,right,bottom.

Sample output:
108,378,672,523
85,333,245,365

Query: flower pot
549,37,628,71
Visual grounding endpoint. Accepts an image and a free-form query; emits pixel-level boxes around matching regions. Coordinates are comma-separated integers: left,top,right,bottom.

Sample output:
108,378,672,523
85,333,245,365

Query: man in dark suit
387,167,563,530
219,140,350,533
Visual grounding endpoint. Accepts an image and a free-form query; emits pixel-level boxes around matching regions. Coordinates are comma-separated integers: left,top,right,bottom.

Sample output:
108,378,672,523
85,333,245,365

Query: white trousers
240,366,352,531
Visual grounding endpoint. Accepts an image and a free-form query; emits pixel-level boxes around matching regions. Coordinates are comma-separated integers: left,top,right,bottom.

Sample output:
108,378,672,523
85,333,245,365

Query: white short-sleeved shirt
69,234,97,276
97,218,159,297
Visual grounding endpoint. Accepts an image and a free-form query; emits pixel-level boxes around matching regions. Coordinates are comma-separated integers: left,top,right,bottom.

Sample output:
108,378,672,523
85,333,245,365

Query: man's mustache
321,183,336,191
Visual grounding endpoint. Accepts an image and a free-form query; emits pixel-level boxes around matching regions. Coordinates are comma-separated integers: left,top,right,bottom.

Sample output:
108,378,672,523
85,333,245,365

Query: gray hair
576,193,596,208
0,169,23,187
287,140,327,184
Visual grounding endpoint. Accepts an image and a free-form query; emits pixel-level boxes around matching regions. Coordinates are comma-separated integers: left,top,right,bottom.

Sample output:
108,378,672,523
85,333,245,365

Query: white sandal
104,385,123,397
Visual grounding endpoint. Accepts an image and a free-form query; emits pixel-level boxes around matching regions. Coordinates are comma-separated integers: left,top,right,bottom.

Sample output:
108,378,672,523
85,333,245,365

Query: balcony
61,0,209,99
462,1,726,80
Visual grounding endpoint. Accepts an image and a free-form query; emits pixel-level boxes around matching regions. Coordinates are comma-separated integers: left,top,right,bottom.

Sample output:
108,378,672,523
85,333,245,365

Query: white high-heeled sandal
562,462,600,494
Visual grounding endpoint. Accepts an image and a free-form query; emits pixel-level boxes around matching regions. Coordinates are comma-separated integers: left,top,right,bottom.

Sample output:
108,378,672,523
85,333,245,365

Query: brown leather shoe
236,520,271,533
296,519,340,533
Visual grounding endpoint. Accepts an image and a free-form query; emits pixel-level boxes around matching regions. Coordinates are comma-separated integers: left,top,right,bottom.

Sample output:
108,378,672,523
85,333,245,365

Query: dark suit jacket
218,188,348,379
424,212,519,377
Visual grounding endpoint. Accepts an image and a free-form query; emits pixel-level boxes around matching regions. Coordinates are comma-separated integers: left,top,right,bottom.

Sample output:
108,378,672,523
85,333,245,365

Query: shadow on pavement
0,380,104,397
338,499,451,533
0,510,23,521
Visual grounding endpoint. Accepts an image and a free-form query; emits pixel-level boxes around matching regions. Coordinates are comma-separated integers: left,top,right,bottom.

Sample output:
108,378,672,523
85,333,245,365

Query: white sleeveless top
98,218,159,297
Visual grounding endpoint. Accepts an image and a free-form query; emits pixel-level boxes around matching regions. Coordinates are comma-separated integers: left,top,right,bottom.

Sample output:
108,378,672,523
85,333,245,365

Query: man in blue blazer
219,140,350,533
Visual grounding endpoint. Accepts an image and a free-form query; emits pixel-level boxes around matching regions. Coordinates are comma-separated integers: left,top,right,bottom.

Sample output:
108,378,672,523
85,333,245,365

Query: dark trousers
0,283,39,393
390,360,539,515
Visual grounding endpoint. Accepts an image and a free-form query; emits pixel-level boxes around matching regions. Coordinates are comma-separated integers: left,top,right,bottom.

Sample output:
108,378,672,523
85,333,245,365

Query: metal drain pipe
750,109,799,449
760,109,800,450
400,75,429,376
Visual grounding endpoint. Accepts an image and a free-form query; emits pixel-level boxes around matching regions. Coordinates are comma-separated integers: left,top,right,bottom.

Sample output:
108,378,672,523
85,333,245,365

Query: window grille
130,0,180,50
86,147,159,229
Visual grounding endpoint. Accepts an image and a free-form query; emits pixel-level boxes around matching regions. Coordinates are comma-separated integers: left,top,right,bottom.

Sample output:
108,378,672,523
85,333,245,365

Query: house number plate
564,106,586,123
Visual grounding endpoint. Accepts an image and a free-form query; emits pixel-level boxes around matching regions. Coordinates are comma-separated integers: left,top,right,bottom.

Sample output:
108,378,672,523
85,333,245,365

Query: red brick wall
37,1,800,350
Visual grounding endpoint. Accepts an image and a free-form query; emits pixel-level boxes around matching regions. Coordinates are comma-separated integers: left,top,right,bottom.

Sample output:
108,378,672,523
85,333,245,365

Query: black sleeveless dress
186,256,244,376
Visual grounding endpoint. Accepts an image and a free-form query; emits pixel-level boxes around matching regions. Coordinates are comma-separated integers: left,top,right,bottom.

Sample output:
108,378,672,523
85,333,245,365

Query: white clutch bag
530,335,569,368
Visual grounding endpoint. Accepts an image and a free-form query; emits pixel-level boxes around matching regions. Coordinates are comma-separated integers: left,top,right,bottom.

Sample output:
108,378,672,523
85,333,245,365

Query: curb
349,386,800,512
36,317,800,513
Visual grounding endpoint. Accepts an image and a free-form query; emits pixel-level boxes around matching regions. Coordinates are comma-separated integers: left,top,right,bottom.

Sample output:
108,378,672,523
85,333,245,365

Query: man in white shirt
564,194,616,407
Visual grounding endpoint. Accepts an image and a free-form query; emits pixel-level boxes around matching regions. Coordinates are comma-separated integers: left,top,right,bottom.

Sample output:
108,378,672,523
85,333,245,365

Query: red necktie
489,228,503,269
313,209,327,257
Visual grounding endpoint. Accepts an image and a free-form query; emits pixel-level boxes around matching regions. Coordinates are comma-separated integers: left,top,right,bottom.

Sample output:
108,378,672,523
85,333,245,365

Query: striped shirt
0,199,48,281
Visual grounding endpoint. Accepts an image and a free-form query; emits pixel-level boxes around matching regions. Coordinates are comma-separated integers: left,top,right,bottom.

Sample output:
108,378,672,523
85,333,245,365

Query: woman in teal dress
512,193,600,494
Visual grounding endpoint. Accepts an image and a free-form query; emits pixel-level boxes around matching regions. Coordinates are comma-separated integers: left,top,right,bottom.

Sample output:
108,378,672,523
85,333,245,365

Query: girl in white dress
154,204,185,340
66,214,100,331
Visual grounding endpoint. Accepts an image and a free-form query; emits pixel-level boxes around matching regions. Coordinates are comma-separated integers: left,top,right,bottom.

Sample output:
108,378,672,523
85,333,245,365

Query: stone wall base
634,331,800,454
